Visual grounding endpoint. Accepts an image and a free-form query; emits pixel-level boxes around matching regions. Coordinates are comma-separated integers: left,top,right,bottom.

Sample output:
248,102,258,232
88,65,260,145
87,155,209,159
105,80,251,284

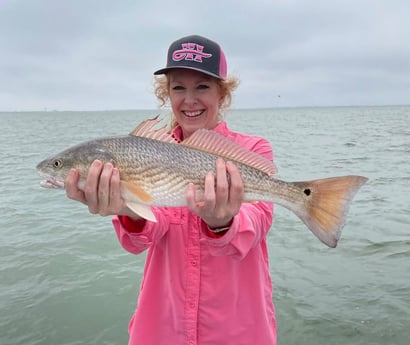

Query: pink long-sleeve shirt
112,121,276,345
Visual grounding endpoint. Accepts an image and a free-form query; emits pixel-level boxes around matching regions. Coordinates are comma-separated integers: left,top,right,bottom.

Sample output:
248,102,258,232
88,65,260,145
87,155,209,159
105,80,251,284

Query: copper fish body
36,117,368,248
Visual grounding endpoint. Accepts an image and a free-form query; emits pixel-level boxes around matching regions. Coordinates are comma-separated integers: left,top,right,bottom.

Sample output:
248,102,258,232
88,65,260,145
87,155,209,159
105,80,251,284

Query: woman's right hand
65,160,138,218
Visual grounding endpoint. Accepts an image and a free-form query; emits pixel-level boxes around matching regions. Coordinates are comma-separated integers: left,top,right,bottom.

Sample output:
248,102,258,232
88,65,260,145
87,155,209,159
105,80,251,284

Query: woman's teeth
183,110,203,117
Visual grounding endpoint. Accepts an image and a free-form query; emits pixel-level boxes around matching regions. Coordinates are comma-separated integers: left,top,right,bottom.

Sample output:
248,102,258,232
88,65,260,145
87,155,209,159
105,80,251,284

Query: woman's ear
219,95,225,107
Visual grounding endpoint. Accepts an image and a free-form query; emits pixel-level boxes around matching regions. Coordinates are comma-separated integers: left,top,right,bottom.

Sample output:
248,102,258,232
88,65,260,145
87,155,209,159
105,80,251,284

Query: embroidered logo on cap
172,43,212,63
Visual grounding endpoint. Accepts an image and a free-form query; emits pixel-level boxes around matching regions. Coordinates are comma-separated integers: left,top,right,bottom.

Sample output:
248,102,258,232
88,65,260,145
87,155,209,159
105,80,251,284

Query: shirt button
191,260,197,266
190,302,196,308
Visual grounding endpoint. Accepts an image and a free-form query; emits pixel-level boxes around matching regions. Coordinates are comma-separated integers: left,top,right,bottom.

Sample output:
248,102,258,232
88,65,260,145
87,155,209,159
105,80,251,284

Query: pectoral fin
120,181,157,222
120,181,153,203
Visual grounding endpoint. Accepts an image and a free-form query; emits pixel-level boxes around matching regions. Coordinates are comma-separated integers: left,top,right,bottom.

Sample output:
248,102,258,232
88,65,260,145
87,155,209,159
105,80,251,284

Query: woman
66,35,277,345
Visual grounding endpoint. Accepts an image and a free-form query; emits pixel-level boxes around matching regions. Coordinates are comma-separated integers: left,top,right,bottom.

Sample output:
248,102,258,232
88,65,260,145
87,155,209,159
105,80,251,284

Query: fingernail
92,160,101,168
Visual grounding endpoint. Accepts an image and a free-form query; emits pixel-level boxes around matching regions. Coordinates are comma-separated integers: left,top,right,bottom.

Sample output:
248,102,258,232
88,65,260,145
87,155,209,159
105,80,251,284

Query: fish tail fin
291,175,368,248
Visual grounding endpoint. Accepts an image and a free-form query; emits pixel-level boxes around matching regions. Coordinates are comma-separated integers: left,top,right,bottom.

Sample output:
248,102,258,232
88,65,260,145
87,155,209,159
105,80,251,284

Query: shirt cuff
118,215,147,233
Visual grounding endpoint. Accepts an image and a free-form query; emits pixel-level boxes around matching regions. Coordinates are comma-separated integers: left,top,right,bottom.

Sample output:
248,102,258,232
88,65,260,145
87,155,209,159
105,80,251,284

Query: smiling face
168,69,224,139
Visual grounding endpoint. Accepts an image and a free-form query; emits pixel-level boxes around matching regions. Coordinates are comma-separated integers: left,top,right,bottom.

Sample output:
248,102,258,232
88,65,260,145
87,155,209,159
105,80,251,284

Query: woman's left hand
186,158,244,228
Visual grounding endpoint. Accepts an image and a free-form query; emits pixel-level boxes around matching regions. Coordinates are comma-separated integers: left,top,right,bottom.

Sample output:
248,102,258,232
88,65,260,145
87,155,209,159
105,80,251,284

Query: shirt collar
171,121,229,142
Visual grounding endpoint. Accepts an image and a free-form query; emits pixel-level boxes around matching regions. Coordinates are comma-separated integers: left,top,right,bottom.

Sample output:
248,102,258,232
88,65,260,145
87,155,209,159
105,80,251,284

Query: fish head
36,140,115,189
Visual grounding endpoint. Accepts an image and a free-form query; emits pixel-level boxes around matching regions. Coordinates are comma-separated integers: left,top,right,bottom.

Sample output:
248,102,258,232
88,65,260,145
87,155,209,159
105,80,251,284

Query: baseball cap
154,35,227,80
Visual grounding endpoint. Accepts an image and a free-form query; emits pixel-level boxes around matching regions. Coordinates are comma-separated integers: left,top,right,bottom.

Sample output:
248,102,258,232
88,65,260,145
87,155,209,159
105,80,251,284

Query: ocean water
0,106,409,345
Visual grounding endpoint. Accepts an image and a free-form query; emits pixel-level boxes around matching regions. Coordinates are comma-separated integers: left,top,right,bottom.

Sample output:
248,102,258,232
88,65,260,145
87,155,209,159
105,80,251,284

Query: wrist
207,219,233,234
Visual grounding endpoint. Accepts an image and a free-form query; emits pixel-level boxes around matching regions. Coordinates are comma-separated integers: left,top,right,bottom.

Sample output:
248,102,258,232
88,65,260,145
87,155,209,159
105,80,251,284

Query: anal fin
125,202,157,222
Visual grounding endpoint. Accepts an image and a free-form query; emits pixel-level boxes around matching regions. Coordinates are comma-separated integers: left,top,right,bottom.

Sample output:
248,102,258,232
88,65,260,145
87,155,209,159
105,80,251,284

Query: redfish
36,117,368,247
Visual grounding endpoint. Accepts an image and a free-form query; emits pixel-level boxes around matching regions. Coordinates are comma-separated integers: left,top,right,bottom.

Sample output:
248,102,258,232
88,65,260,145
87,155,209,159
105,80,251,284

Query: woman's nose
184,90,197,105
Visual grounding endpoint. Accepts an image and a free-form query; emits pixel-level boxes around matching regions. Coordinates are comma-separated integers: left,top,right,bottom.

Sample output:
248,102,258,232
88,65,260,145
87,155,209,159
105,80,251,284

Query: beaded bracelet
207,224,231,233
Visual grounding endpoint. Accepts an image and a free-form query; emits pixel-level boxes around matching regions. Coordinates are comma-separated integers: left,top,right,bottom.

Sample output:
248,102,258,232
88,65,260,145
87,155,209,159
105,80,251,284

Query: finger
203,171,216,208
186,183,197,212
226,161,244,206
65,169,86,203
98,163,114,214
84,160,103,213
112,168,133,216
214,158,229,205
109,167,122,210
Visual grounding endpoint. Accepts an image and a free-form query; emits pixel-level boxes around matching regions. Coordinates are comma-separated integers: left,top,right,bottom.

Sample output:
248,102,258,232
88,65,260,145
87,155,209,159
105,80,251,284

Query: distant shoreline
1,104,409,114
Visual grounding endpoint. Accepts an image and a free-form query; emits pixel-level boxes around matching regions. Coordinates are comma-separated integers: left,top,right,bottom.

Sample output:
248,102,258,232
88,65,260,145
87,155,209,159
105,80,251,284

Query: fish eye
53,159,63,168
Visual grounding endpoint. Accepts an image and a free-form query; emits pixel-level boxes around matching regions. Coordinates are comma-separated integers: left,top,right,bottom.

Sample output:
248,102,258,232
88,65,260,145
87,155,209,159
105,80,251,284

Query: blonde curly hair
153,74,239,129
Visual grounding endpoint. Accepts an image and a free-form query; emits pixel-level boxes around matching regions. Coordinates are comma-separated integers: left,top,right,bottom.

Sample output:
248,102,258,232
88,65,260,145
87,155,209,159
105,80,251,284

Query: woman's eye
172,85,185,91
197,84,210,90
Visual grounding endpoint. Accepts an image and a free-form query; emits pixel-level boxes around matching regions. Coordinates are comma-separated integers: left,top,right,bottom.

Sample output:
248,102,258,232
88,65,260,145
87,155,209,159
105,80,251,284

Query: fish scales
97,135,277,205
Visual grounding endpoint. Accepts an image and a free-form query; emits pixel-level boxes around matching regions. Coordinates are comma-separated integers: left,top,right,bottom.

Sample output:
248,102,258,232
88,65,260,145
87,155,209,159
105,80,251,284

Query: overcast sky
1,0,409,111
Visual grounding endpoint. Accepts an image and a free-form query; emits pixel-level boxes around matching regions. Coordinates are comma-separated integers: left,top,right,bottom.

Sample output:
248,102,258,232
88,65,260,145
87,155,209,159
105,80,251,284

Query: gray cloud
1,0,409,111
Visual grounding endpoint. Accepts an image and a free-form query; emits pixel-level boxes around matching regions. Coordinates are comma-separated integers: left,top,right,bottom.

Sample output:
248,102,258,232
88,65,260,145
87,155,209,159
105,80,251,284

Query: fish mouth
38,172,65,189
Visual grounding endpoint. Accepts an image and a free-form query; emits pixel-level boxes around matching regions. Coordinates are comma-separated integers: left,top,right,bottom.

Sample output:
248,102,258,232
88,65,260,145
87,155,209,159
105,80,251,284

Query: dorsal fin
129,116,177,144
182,129,277,175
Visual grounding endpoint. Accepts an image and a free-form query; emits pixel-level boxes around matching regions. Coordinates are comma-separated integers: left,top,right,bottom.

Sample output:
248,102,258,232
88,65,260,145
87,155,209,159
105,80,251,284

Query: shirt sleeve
200,136,275,260
112,208,170,255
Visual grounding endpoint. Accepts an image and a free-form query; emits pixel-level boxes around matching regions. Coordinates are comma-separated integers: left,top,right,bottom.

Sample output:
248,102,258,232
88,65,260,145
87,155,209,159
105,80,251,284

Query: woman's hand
186,158,244,228
65,160,138,218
